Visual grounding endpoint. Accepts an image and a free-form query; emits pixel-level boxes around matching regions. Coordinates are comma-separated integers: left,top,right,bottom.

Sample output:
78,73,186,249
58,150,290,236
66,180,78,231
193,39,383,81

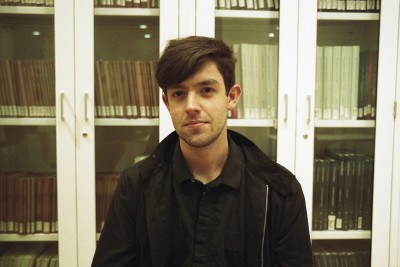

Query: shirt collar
172,133,244,189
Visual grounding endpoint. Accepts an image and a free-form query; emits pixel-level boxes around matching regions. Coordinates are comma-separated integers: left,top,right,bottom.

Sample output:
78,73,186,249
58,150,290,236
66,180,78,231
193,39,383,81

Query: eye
170,90,185,98
202,87,214,94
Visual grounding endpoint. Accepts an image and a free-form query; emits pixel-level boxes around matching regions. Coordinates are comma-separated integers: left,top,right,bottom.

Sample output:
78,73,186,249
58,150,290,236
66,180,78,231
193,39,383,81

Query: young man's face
162,61,241,148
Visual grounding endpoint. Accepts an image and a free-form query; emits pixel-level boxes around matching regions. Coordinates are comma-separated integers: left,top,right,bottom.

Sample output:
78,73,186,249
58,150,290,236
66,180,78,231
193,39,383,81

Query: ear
227,84,241,111
162,92,170,110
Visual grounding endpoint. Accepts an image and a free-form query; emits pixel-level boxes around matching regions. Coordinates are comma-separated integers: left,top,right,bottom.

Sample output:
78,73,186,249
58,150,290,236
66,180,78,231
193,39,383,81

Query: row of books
313,241,371,267
0,60,55,118
94,60,159,118
216,0,279,10
0,243,58,267
94,0,159,8
0,171,122,235
317,0,380,12
312,151,374,231
233,43,278,119
0,0,53,6
96,172,120,232
315,46,377,121
0,173,58,234
0,59,160,119
0,0,157,8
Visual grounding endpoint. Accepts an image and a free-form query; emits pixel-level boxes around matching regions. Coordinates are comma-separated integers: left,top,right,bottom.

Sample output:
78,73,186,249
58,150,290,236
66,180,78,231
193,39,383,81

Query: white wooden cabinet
1,0,399,266
198,0,397,266
0,1,78,266
0,1,175,266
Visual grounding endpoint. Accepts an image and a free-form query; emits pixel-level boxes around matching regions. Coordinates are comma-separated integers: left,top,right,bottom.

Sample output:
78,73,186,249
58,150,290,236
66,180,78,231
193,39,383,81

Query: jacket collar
139,130,294,196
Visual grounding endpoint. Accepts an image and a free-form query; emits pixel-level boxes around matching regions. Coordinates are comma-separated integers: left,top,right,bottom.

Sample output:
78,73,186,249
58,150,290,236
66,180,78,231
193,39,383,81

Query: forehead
168,61,223,90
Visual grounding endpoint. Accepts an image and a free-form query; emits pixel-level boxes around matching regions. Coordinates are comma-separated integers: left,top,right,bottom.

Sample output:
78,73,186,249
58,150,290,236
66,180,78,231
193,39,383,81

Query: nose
185,91,200,113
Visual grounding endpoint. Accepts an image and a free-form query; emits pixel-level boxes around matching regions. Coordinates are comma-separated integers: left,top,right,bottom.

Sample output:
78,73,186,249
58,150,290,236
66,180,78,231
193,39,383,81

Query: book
339,46,352,120
125,60,140,118
332,46,341,120
350,46,360,120
312,158,321,230
269,44,278,120
362,156,374,230
102,60,115,117
149,60,160,118
325,149,346,230
354,154,366,229
319,157,330,230
133,61,147,118
323,46,333,120
326,157,338,231
95,61,106,117
315,46,323,120
119,61,132,118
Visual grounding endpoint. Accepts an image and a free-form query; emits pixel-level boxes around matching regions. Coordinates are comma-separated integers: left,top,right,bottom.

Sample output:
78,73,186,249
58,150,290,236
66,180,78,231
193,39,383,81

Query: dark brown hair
155,36,236,95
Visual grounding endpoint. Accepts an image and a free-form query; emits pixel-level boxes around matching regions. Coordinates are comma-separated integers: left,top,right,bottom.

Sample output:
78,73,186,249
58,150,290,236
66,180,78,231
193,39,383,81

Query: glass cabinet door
0,3,60,266
93,8,160,220
212,1,282,163
93,4,160,232
74,1,177,265
309,4,381,266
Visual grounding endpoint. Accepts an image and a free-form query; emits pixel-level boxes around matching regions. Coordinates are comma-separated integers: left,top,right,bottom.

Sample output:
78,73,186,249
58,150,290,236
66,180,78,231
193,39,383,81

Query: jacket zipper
261,184,269,267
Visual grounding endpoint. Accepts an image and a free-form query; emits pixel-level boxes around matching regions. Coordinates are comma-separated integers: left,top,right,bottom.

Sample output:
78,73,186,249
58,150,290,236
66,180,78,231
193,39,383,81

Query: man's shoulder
228,130,299,196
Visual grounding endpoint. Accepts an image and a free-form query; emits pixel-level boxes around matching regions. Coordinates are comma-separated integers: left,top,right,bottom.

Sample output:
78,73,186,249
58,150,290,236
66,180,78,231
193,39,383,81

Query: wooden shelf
0,6,54,15
228,119,275,127
0,118,56,126
95,118,159,126
317,12,379,21
94,7,159,16
0,233,58,242
215,9,279,19
312,230,371,240
315,120,375,128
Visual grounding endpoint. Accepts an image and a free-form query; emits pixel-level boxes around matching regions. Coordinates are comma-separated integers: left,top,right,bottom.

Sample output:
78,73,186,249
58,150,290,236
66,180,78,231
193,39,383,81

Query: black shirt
168,137,246,266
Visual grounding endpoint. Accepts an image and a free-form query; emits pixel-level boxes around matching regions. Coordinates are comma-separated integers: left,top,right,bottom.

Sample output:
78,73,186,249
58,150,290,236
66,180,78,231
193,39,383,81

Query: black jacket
92,130,313,267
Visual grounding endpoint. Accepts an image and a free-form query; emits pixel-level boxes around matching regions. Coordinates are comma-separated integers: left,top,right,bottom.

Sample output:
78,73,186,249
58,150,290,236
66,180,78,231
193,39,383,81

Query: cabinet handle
60,92,64,121
84,93,88,121
284,94,288,123
306,95,311,125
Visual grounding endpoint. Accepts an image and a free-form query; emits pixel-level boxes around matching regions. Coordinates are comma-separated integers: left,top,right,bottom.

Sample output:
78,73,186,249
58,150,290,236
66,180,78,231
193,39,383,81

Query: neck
180,134,229,184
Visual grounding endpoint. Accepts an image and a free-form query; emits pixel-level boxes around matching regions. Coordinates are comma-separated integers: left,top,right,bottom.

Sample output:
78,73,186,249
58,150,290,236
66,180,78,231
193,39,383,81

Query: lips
184,120,207,127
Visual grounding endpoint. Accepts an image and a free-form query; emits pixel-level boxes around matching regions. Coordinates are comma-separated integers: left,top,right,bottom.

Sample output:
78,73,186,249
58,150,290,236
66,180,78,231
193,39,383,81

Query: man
92,36,312,266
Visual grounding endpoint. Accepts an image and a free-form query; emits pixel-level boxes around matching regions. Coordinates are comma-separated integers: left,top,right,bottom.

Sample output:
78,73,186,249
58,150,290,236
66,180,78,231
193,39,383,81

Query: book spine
126,61,139,118
332,46,341,120
134,61,147,118
350,46,360,120
312,158,321,230
315,46,323,120
323,46,333,120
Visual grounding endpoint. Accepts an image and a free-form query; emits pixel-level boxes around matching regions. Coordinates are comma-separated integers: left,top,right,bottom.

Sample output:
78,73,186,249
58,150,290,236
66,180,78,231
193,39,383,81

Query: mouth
184,120,208,127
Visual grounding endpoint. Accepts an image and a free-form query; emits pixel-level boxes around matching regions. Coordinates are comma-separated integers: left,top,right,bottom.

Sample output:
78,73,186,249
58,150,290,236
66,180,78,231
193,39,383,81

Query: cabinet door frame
390,50,400,265
295,0,317,230
55,0,79,266
383,0,400,265
74,0,96,266
276,0,300,176
371,0,400,265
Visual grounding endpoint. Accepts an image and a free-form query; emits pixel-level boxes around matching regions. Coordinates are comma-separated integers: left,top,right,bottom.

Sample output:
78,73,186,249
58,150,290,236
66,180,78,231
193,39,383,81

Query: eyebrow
168,78,219,90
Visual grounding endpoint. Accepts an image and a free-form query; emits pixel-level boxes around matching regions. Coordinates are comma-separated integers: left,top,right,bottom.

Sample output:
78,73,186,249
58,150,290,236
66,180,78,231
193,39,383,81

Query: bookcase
193,0,396,266
0,0,399,266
